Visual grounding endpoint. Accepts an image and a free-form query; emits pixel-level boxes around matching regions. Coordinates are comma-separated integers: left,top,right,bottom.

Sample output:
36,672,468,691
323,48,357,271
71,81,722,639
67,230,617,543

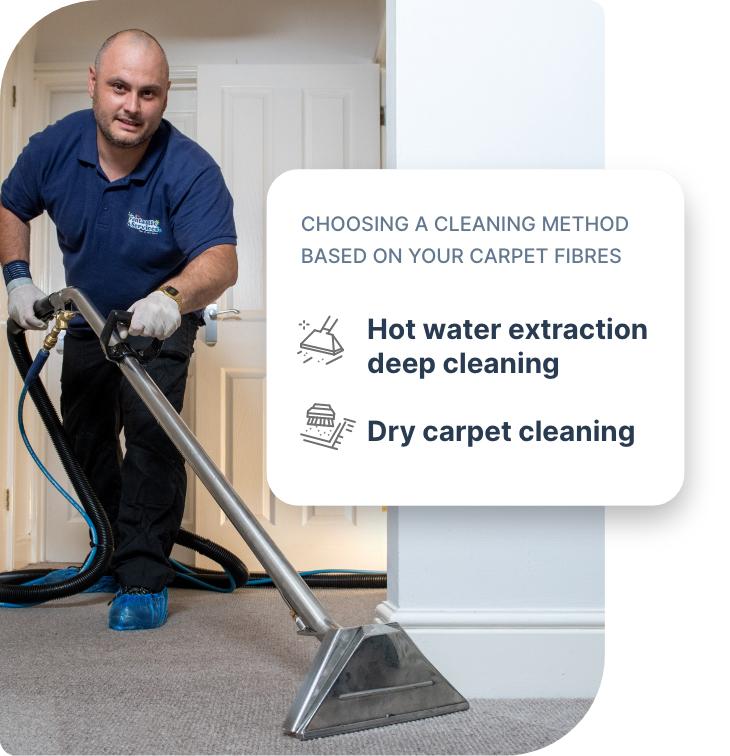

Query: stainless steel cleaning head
284,622,469,739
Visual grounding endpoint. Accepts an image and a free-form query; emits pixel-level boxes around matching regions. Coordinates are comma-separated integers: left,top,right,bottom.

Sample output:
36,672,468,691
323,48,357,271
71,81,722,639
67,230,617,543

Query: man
0,30,237,630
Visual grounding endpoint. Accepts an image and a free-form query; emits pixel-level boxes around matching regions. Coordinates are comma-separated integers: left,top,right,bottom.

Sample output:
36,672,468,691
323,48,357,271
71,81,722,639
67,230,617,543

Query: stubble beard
93,98,155,150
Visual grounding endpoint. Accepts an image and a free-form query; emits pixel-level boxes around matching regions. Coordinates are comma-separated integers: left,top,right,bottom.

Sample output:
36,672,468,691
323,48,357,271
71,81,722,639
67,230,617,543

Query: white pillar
380,0,605,698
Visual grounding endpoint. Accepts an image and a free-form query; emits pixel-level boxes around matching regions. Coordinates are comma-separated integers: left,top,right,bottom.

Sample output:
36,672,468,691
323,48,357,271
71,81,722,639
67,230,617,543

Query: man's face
88,38,169,150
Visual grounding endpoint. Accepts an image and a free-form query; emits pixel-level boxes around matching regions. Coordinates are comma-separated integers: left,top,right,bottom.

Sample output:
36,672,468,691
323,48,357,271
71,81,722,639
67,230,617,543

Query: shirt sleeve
0,134,45,222
170,163,237,262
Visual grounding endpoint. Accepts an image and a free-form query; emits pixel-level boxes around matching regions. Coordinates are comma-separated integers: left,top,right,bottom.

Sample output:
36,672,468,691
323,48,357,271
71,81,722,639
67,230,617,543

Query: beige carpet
0,587,592,754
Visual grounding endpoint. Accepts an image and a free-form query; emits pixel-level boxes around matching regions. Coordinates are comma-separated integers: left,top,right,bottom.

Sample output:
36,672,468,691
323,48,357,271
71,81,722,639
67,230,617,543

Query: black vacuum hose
248,572,387,589
2,321,249,601
173,529,249,588
0,530,251,591
2,321,383,601
1,321,114,603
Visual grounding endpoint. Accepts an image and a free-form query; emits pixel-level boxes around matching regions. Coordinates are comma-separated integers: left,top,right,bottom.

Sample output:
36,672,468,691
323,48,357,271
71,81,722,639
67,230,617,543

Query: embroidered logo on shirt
127,212,162,235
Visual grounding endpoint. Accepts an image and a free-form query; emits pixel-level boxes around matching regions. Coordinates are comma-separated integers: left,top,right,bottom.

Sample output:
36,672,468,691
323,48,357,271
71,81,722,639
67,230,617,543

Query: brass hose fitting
43,310,75,351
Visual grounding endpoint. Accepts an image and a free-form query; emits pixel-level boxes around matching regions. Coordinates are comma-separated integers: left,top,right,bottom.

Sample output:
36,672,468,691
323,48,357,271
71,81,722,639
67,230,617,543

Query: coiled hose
2,321,251,603
2,321,385,600
1,320,114,603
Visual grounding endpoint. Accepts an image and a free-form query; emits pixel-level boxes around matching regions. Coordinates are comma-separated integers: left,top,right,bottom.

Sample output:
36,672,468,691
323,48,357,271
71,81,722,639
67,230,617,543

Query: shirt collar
127,120,169,183
76,110,170,184
76,110,98,166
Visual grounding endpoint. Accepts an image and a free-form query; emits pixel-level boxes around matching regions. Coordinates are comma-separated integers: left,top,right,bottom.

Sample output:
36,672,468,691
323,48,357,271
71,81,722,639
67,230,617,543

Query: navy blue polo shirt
1,109,236,330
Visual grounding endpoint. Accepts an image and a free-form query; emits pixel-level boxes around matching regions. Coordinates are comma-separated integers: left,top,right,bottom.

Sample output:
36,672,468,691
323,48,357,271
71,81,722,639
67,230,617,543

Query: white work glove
8,281,47,330
121,290,181,340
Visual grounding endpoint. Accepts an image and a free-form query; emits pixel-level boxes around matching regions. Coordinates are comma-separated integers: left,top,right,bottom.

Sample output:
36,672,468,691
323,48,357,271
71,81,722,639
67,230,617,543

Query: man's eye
112,83,125,93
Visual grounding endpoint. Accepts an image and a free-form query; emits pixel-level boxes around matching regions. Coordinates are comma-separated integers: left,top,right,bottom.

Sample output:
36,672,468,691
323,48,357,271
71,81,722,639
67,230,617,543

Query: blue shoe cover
25,567,119,593
108,587,168,631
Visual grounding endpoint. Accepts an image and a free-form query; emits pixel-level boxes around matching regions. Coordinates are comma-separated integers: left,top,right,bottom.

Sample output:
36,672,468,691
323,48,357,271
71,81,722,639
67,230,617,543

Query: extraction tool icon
299,316,344,365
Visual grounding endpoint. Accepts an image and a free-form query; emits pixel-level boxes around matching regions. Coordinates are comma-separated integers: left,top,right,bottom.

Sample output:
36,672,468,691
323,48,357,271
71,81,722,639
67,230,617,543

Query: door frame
1,30,39,571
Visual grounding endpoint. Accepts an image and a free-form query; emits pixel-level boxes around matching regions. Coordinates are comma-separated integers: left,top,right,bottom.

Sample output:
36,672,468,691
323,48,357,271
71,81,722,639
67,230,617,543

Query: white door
41,82,199,561
194,65,386,571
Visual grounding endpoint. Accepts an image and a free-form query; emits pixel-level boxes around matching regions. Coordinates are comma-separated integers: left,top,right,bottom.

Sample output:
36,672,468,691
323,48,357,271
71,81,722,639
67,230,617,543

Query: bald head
95,29,169,80
89,29,170,152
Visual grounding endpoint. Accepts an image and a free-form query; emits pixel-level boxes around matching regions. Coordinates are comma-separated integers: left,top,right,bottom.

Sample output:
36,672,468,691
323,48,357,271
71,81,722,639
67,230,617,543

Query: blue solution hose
0,348,99,608
7,347,385,600
246,569,384,587
17,349,99,550
12,348,241,598
15,351,237,596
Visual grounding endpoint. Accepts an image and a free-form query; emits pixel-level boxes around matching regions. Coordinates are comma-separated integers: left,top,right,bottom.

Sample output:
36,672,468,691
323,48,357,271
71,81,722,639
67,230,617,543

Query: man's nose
123,91,141,114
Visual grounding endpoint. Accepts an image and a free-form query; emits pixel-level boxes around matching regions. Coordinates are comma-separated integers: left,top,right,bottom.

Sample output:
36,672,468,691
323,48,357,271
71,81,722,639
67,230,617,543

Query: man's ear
87,65,97,100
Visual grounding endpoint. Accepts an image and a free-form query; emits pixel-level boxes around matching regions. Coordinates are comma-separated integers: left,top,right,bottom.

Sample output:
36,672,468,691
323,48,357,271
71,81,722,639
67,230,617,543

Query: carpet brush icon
301,403,355,450
306,403,336,427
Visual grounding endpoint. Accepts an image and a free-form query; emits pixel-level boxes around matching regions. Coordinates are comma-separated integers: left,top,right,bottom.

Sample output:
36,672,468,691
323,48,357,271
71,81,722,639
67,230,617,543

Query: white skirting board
376,601,605,699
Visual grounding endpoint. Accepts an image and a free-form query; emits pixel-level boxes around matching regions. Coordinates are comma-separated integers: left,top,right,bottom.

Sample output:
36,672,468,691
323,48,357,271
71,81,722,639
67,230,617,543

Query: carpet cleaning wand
31,287,469,739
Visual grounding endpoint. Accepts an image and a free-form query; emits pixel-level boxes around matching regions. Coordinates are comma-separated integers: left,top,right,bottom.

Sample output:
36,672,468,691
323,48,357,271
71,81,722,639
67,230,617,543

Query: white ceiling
34,0,385,65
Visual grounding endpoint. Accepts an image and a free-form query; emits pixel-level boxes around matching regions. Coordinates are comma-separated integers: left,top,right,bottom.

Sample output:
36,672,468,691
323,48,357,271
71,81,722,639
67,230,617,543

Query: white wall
380,0,605,698
389,0,603,169
33,0,384,65
388,507,604,610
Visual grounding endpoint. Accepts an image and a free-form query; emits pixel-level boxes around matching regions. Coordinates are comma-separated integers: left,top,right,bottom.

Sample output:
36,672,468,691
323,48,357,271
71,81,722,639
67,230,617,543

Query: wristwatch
157,285,183,309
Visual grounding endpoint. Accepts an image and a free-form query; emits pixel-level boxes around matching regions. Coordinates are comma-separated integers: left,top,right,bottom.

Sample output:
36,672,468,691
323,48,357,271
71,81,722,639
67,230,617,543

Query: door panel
195,65,385,571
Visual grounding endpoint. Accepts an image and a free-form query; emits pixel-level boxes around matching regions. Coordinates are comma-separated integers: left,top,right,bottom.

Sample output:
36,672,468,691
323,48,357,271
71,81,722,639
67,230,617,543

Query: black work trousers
60,314,200,592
